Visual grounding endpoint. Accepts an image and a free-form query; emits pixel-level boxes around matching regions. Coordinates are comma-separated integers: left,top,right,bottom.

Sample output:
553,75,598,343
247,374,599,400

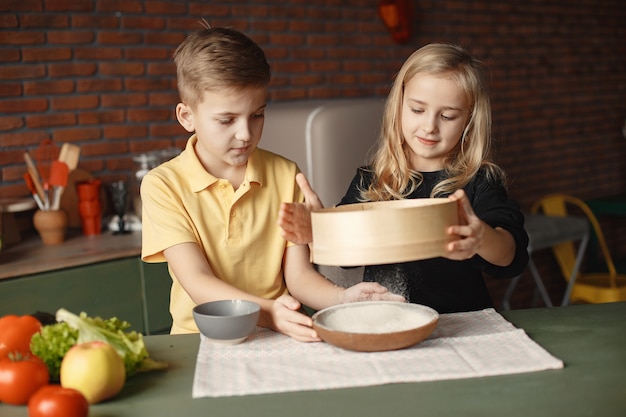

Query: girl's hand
278,173,323,244
444,189,485,260
269,294,321,342
340,282,406,304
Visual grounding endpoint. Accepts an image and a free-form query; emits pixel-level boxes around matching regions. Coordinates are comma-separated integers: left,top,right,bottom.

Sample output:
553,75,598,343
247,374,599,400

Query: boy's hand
340,282,406,304
278,173,323,244
270,294,321,342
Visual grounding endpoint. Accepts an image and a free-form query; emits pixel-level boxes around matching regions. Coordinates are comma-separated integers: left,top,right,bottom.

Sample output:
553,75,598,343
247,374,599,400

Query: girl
279,43,528,313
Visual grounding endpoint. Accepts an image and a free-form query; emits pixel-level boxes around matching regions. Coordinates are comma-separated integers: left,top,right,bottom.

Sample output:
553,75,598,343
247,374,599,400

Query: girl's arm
283,244,405,315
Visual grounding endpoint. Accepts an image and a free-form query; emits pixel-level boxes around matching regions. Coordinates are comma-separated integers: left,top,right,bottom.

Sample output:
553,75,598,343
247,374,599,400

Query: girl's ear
176,103,195,133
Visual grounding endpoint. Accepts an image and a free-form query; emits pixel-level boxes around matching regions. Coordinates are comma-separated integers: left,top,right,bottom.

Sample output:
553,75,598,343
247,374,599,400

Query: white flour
321,304,433,334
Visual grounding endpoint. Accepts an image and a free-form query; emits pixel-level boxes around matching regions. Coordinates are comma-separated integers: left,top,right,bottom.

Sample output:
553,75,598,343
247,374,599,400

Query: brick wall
1,0,625,307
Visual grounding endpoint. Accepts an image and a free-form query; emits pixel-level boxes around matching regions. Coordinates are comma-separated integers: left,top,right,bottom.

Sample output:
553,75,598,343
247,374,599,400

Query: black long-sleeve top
337,168,529,313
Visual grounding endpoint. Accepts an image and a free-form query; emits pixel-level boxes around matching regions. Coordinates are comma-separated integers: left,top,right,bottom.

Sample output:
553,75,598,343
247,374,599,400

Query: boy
141,25,402,341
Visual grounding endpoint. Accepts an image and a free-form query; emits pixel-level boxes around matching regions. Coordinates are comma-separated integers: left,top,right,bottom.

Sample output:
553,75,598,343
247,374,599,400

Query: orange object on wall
378,0,412,44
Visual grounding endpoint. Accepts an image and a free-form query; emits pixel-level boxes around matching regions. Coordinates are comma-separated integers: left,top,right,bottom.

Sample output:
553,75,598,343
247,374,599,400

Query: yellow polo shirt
141,134,303,333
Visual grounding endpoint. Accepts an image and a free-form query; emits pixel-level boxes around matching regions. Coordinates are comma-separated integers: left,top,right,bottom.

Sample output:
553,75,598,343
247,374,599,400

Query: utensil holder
33,209,68,245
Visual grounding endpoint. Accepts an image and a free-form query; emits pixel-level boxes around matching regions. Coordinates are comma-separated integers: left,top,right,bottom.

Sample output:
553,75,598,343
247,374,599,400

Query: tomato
28,385,89,417
0,353,49,404
0,314,42,358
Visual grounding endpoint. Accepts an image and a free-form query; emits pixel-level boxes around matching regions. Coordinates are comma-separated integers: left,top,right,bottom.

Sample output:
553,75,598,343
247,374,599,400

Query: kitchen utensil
48,160,69,211
23,173,45,210
193,300,260,344
312,301,439,352
58,142,81,171
34,138,59,190
310,198,458,266
23,151,48,209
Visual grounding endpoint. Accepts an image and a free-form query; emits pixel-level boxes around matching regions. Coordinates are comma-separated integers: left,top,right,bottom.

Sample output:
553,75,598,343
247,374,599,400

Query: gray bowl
193,300,261,344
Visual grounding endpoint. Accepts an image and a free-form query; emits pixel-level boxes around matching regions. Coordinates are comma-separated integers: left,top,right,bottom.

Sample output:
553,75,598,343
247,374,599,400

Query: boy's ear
176,103,195,133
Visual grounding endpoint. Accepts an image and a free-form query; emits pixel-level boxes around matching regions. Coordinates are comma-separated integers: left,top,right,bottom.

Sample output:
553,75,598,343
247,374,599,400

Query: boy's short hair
173,26,271,108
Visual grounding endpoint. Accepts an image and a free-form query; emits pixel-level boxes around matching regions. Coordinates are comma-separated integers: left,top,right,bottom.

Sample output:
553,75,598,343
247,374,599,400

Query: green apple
60,341,126,404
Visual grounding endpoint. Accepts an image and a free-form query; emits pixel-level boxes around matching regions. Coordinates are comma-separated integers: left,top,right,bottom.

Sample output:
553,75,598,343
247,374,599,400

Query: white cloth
192,308,563,398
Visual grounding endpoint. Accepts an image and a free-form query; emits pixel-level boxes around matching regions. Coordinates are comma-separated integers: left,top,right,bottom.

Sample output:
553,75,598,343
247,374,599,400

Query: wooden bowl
313,302,438,352
311,198,457,266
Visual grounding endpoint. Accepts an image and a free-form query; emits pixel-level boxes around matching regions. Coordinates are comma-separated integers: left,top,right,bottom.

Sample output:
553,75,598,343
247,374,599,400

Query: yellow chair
531,194,626,304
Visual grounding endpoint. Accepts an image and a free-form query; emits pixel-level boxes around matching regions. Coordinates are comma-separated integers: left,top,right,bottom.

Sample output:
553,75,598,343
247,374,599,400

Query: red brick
0,31,45,45
53,127,101,143
149,123,187,139
26,113,76,129
144,32,186,46
0,98,48,113
19,14,69,28
0,14,19,28
188,4,229,17
144,1,186,15
0,49,20,62
50,95,99,111
96,0,142,13
292,74,324,86
103,125,149,140
22,47,72,62
148,92,179,107
101,93,148,108
74,47,122,61
24,80,75,95
99,62,145,77
147,62,176,76
0,0,42,13
0,82,22,96
49,63,98,78
125,48,170,61
123,78,170,92
47,30,95,44
0,130,48,147
76,79,122,93
77,110,124,125
121,16,166,30
268,33,305,46
97,32,142,45
46,0,94,12
127,108,171,123
80,141,129,158
168,17,223,31
0,116,24,131
72,15,119,29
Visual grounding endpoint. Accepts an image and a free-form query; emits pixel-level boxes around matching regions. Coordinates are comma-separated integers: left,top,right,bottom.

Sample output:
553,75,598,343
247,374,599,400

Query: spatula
58,143,81,171
49,160,69,211
23,151,48,209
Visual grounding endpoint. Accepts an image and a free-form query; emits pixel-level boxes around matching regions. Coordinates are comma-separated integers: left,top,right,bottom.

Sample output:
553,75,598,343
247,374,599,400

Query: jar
132,153,159,218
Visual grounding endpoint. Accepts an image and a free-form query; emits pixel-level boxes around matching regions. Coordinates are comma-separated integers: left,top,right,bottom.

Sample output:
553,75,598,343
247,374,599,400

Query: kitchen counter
2,302,623,417
0,231,172,335
0,231,142,280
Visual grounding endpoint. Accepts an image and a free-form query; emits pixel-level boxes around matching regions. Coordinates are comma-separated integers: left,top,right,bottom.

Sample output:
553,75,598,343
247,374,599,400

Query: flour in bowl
321,303,433,334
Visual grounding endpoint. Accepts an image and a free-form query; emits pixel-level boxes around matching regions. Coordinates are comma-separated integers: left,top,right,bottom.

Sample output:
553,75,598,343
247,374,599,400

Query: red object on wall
378,0,412,44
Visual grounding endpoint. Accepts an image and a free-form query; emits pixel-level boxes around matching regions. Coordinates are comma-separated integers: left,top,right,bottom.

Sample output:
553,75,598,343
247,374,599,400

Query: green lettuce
30,309,167,381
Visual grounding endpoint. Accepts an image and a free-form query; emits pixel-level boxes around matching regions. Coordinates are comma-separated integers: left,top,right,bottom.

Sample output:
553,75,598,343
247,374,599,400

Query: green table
2,303,625,417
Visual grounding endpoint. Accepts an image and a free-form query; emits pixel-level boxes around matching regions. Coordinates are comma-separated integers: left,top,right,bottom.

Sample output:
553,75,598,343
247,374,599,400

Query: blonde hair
363,43,504,201
173,23,271,109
